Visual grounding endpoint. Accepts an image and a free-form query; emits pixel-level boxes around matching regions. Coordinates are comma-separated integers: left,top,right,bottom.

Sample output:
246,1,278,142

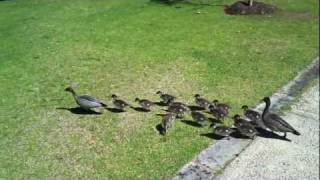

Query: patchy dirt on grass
224,1,276,15
276,10,318,20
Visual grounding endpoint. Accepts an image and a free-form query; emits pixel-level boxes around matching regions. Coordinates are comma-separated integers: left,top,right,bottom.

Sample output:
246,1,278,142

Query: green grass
0,0,318,179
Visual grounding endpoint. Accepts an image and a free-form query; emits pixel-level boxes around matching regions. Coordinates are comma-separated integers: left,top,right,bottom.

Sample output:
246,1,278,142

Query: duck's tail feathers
293,130,301,136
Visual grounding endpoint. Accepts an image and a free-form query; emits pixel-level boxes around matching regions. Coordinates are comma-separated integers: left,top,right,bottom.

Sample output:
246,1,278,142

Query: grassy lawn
0,0,318,179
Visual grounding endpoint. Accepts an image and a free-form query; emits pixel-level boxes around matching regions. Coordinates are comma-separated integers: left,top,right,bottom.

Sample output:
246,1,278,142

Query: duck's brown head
241,105,248,110
111,94,118,99
156,91,163,95
233,114,241,121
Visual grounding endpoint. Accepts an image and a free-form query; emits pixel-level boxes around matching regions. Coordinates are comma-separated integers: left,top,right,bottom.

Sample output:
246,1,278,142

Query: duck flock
65,87,301,140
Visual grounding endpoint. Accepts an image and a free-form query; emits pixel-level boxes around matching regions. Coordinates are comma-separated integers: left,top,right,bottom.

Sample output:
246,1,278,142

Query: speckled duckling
212,99,230,116
135,98,154,111
111,94,129,111
209,104,227,121
233,114,253,127
169,101,188,109
210,123,235,140
156,91,175,104
65,87,107,110
261,97,300,138
194,94,211,109
161,113,175,134
242,105,267,129
167,104,186,118
191,111,208,126
233,114,257,139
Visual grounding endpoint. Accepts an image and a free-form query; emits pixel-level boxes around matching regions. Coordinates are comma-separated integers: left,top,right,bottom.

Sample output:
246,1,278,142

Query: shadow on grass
131,107,151,112
208,117,222,124
200,133,226,140
56,107,102,115
188,105,205,111
181,120,203,127
150,0,182,5
105,107,125,113
156,123,166,135
154,101,168,107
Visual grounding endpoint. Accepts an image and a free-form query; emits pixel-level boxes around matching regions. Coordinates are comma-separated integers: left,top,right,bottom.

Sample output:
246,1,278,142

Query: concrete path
215,82,319,180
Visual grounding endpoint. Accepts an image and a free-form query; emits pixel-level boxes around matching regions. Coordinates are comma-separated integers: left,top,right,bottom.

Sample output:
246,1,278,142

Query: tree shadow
131,107,151,112
188,105,205,111
56,107,102,115
181,120,203,128
105,107,125,113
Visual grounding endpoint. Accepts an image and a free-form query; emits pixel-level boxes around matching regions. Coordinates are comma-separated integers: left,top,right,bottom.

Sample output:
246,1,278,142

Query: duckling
212,99,230,115
194,94,211,109
65,87,107,110
169,101,188,109
236,124,257,139
135,98,154,110
241,105,267,129
261,97,300,138
161,113,175,134
111,94,129,111
210,123,235,140
209,105,227,121
156,91,175,104
233,114,253,128
191,111,208,126
233,114,257,139
167,104,186,118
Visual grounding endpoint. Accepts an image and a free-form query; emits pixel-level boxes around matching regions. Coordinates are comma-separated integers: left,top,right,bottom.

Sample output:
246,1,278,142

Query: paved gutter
173,57,319,180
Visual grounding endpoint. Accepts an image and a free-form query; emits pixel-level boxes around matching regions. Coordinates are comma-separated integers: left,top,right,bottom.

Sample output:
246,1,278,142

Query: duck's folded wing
267,113,296,131
79,95,106,106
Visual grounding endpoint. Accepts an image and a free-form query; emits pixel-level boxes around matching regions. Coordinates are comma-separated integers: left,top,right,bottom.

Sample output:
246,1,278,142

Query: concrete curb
173,57,319,180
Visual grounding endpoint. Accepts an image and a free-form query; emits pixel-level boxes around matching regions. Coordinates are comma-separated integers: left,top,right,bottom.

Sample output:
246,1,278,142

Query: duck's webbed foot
283,132,287,138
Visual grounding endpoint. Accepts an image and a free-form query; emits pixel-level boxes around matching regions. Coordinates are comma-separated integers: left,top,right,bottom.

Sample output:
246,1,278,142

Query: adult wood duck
65,87,107,110
135,98,154,110
156,91,175,104
111,94,129,111
261,97,300,138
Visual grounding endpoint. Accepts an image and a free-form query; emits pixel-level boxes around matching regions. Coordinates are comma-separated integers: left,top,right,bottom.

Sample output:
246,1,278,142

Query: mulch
225,1,276,15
